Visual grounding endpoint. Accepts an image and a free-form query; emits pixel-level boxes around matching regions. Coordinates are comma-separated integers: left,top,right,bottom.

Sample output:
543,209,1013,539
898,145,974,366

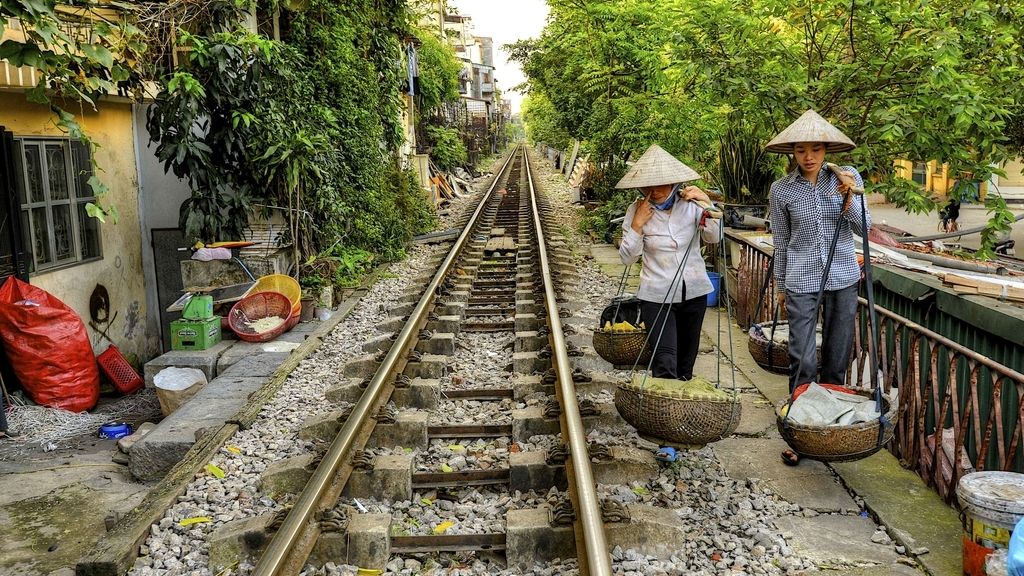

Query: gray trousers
785,284,859,391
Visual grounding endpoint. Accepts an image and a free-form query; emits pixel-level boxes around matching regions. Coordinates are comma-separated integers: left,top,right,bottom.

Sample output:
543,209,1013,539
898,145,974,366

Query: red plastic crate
97,345,143,395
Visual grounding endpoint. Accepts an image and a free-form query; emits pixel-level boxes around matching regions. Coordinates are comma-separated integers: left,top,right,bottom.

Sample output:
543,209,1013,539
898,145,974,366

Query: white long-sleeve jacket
619,200,721,303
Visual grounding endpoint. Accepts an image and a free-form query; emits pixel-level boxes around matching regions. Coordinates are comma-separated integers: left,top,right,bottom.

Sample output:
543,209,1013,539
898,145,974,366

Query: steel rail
252,145,521,576
523,148,613,575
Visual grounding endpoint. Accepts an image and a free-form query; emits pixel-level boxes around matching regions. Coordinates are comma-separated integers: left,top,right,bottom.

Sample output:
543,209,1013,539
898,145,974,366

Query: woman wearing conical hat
766,110,872,466
617,144,721,386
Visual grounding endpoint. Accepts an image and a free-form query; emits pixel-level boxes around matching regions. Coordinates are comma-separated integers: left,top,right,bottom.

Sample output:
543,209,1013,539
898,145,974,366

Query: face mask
651,184,681,210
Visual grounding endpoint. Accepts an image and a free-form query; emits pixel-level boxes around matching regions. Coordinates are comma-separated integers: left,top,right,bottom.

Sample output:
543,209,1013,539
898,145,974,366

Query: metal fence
726,231,1024,503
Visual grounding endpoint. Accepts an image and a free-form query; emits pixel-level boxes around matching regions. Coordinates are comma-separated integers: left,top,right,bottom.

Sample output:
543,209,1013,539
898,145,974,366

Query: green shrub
425,125,468,172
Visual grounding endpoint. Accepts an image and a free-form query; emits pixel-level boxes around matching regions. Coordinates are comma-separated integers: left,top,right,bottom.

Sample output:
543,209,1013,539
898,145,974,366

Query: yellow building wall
0,92,151,364
1002,157,1024,186
892,159,987,199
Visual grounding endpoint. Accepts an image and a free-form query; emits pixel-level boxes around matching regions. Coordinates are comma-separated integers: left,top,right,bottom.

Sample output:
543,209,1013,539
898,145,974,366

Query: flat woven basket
747,321,822,374
776,391,896,462
614,378,741,446
593,329,652,366
747,322,790,373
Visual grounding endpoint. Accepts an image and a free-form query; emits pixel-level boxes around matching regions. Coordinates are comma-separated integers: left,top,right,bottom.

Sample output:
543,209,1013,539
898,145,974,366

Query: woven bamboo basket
747,321,822,374
614,377,742,446
747,324,790,373
776,391,896,462
593,329,652,366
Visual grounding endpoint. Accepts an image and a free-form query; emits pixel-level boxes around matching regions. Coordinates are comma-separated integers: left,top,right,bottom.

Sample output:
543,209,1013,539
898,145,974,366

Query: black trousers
640,296,707,380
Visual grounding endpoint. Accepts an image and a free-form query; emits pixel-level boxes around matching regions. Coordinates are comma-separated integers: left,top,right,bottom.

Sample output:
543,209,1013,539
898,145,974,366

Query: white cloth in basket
786,382,880,426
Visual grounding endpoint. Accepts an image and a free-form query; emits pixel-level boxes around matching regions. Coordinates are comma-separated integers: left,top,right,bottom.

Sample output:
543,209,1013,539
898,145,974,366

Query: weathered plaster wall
0,92,151,363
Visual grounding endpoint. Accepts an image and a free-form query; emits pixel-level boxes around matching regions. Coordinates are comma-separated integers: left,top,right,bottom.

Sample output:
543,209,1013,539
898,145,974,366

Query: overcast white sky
448,0,549,114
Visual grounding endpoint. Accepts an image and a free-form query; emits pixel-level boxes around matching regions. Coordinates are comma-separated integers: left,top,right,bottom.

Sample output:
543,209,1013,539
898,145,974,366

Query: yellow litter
179,516,212,527
204,463,226,478
225,446,241,454
433,520,456,535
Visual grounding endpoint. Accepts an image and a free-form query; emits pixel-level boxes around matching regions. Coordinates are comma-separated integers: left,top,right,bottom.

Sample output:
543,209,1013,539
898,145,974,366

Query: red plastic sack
0,276,99,412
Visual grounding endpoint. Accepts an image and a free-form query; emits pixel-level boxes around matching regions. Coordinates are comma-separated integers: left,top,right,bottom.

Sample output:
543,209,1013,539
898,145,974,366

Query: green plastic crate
170,317,222,351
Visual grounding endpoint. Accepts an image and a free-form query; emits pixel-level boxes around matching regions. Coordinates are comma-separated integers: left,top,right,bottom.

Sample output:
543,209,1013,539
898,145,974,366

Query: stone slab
774,515,899,566
128,375,265,481
217,352,290,379
831,450,962,576
735,391,777,437
142,340,234,388
713,438,858,512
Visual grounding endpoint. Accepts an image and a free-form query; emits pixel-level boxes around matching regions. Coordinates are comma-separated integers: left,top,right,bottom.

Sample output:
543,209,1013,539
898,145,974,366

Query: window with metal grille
14,138,102,273
911,161,928,185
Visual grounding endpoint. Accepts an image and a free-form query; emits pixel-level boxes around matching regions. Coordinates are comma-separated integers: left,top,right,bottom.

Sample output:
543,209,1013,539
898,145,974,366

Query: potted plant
298,274,324,322
714,115,781,229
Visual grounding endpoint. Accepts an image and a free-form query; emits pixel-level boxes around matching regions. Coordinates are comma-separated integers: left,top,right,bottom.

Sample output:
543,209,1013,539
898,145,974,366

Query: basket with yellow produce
614,374,741,447
592,318,652,366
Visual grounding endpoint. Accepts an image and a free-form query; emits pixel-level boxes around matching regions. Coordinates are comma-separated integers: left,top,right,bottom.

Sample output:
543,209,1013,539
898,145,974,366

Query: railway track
245,145,611,575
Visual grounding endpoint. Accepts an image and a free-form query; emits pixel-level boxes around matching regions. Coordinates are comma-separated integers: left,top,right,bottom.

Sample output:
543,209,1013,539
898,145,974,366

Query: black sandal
0,430,22,440
781,449,800,466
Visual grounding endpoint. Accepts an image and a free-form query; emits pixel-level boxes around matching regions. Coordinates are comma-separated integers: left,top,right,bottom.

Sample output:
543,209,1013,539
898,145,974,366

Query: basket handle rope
749,257,783,373
605,263,633,330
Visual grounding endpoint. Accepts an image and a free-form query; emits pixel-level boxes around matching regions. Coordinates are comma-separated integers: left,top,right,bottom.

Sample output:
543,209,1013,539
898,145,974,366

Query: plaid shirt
769,166,871,295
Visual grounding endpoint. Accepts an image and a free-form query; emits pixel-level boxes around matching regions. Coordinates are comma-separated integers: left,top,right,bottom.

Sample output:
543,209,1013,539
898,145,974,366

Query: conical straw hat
765,109,855,154
615,144,701,189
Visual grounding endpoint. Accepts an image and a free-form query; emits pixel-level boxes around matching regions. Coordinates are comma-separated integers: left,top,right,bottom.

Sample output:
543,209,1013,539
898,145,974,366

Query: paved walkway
589,242,962,576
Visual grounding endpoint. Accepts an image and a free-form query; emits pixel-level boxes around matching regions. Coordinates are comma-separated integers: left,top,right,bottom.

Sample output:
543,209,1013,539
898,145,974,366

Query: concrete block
218,352,290,379
260,453,316,499
343,355,381,379
216,341,265,373
366,411,428,449
180,259,247,290
426,315,461,334
583,403,626,430
510,450,566,492
345,454,413,501
361,333,396,353
506,508,575,570
515,301,542,315
404,354,448,379
512,406,559,441
129,375,265,481
391,303,415,317
346,513,391,571
325,378,368,405
513,351,547,375
605,504,687,560
434,302,466,316
511,375,549,399
312,531,348,567
393,379,440,409
118,422,156,453
445,290,470,303
143,340,233,388
299,409,348,443
593,446,658,485
208,513,277,574
514,332,547,353
378,317,406,333
414,333,455,355
515,314,544,332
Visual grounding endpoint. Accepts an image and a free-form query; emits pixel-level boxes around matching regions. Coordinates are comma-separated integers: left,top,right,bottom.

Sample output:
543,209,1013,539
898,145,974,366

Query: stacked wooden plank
943,272,1024,303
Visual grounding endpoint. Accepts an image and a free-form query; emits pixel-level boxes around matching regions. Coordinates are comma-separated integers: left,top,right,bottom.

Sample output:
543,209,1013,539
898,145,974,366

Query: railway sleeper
511,403,625,439
326,377,440,410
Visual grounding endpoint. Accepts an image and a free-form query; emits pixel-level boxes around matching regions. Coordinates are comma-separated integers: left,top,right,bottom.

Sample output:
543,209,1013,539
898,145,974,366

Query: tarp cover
0,276,99,412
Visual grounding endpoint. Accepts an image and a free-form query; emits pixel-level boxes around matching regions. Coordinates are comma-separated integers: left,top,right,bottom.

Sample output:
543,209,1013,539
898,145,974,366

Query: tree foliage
514,0,1024,253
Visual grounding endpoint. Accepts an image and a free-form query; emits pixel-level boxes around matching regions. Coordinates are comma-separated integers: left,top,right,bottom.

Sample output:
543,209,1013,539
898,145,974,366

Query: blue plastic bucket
707,272,721,307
